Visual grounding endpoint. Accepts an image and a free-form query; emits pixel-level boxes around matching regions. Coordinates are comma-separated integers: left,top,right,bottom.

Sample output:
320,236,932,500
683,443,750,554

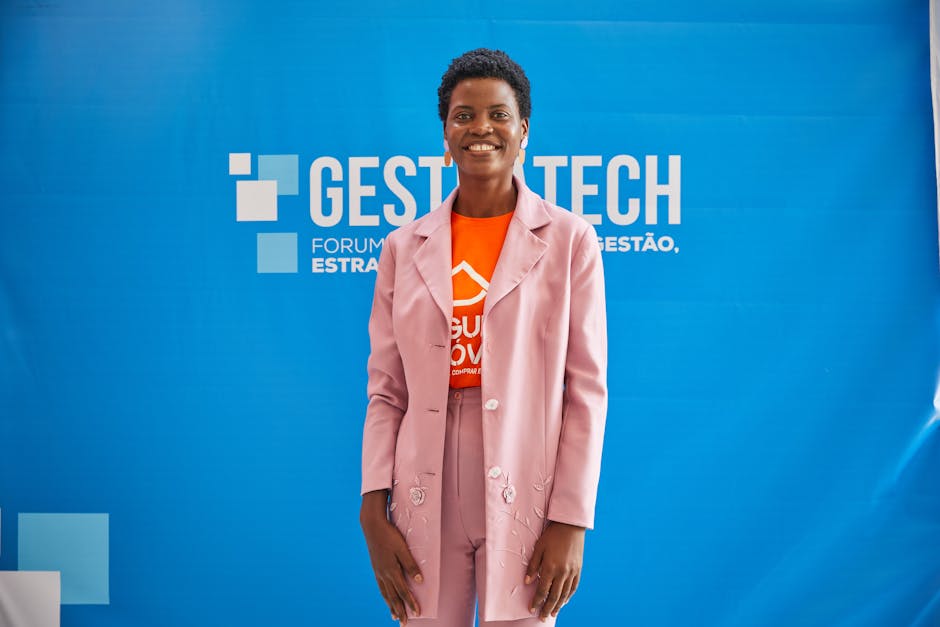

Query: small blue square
18,513,109,605
258,154,299,196
257,232,298,273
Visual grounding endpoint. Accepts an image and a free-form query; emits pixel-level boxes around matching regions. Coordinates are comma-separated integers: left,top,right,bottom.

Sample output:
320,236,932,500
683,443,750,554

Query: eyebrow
452,104,511,109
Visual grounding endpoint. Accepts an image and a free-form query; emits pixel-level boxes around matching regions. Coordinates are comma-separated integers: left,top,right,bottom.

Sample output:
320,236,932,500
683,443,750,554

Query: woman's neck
453,173,517,218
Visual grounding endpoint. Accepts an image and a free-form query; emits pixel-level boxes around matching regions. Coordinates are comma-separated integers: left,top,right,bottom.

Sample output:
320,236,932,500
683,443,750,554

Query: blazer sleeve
360,237,409,495
546,225,609,529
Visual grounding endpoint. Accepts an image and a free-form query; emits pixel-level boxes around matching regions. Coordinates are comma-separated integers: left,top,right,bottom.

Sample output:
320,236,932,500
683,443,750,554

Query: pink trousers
409,386,557,627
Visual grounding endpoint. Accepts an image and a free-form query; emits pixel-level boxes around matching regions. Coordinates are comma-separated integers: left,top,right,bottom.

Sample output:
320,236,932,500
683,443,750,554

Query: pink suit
361,174,608,622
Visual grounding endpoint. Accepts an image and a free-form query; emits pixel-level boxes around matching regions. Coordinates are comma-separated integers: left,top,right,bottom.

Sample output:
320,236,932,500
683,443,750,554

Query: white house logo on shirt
452,261,489,307
451,260,487,372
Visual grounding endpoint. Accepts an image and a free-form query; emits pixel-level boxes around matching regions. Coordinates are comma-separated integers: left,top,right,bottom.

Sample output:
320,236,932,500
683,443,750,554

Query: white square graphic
0,571,61,627
229,152,251,175
236,180,278,221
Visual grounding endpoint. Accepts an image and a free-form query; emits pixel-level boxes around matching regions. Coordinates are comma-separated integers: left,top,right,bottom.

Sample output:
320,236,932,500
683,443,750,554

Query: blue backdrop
1,1,938,625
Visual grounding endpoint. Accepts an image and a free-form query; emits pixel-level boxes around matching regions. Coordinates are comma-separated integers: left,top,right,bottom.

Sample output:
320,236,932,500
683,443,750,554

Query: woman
360,48,608,626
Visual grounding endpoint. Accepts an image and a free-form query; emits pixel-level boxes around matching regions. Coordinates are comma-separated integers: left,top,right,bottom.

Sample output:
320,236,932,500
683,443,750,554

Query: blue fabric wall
1,1,938,625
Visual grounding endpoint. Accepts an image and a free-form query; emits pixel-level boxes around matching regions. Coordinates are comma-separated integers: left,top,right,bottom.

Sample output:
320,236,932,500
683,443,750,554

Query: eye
492,111,510,119
454,111,471,121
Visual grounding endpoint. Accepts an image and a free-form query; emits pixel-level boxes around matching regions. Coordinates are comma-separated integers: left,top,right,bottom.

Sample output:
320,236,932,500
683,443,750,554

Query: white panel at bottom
0,571,60,627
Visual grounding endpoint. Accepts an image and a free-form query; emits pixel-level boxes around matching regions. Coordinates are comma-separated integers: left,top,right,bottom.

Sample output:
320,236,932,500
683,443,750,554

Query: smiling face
444,77,529,182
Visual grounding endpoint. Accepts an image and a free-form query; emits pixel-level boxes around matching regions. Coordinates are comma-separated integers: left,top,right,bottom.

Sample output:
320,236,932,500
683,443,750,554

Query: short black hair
437,48,531,123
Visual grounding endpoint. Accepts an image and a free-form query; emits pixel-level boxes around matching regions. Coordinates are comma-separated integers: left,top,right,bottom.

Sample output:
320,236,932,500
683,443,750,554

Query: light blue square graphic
257,232,298,273
258,154,298,195
18,513,109,605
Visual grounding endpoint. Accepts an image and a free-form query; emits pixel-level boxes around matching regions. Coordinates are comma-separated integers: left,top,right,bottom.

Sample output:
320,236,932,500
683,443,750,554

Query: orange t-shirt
449,208,515,388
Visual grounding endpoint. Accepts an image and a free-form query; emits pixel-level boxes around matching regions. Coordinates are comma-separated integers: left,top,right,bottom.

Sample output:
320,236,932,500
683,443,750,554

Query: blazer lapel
483,176,551,321
414,188,457,324
413,175,553,326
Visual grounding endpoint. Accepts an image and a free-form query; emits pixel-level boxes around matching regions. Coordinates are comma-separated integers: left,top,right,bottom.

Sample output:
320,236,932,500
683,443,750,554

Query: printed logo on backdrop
227,152,682,274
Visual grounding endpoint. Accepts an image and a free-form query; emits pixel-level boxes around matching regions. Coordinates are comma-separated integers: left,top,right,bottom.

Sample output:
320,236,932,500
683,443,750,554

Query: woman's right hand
360,490,423,624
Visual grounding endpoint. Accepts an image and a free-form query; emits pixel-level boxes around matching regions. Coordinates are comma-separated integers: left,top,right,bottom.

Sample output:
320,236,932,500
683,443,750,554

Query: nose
468,118,493,135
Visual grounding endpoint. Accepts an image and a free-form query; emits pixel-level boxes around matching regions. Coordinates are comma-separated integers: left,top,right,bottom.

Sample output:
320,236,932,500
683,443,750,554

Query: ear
521,118,530,145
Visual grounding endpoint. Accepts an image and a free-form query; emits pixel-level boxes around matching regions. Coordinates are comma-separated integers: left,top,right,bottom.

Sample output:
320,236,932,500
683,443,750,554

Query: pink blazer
361,174,608,622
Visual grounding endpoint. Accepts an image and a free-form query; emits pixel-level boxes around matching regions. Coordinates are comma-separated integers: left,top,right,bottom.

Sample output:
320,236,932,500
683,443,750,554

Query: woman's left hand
525,521,586,621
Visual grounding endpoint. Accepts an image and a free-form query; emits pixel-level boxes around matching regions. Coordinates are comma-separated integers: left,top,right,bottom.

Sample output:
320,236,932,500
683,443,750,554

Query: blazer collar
413,174,552,325
415,173,552,236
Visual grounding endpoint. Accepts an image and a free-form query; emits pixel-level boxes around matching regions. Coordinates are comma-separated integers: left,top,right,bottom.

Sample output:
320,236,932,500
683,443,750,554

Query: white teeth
468,144,496,152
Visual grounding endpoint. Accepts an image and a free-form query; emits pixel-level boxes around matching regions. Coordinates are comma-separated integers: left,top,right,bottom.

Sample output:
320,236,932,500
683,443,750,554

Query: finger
396,554,422,615
377,580,399,621
394,595,407,625
525,542,544,585
398,546,424,585
388,573,416,621
529,572,553,614
551,576,575,617
568,572,580,599
382,576,407,624
402,585,420,617
540,574,567,621
399,576,420,617
393,561,420,616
